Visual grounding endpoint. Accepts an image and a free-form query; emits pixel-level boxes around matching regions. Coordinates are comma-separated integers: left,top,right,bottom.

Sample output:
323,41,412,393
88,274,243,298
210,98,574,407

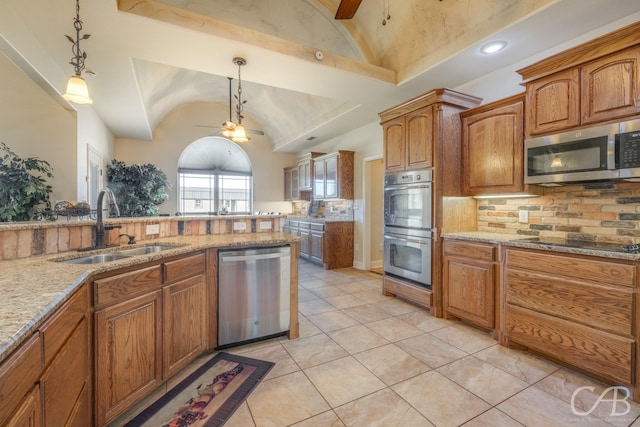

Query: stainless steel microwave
525,119,640,185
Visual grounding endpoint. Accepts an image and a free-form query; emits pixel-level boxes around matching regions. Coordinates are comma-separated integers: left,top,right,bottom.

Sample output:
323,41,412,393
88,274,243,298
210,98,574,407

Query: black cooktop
514,237,640,254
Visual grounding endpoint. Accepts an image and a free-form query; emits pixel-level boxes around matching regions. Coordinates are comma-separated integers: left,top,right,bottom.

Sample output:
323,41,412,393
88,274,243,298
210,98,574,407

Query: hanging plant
107,159,170,217
0,142,55,222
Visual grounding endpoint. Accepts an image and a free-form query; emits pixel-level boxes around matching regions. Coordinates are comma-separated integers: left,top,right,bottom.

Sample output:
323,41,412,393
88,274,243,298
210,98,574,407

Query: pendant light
231,57,249,143
63,0,92,104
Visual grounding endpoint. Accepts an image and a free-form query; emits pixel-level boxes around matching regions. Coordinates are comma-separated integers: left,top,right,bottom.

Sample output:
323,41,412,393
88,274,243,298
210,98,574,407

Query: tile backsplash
291,200,354,221
477,181,640,244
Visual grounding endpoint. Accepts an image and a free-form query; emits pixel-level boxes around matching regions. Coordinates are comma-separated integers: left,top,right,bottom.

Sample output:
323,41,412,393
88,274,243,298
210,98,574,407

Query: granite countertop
285,216,354,223
0,232,301,364
442,231,640,261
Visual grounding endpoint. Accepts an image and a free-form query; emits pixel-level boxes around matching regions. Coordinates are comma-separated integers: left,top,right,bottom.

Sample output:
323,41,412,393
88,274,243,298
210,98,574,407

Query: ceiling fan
197,57,264,142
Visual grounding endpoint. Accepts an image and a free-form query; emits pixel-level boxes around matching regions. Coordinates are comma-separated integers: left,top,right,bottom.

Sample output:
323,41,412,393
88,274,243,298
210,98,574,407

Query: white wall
114,101,297,215
0,51,78,204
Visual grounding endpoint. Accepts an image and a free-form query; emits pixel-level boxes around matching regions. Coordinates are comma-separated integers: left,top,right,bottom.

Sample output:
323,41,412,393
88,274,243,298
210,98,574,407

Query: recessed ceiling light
480,41,507,54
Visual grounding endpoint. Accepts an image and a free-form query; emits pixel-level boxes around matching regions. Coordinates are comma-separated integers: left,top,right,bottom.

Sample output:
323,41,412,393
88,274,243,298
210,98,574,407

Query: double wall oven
383,169,433,289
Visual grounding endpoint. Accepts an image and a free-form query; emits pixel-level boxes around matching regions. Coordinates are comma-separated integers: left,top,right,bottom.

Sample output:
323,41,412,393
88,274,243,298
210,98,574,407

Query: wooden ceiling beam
335,0,363,19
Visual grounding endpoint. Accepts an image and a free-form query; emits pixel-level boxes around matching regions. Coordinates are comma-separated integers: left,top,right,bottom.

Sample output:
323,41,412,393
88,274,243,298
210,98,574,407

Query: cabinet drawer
40,284,88,366
287,220,299,228
506,269,633,336
310,222,325,232
298,221,311,230
94,265,162,307
444,240,496,261
505,304,634,385
506,249,635,287
164,252,206,282
0,333,41,426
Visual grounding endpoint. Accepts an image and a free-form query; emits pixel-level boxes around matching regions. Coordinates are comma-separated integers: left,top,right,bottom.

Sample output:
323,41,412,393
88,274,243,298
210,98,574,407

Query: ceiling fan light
63,75,92,104
232,124,250,143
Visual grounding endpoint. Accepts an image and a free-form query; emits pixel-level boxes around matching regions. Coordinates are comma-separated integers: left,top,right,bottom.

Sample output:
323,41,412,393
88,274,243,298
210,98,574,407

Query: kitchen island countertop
0,232,301,364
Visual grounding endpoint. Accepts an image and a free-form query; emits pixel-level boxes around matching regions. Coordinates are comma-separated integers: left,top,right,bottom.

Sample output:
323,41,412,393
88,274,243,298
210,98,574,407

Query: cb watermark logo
571,386,631,417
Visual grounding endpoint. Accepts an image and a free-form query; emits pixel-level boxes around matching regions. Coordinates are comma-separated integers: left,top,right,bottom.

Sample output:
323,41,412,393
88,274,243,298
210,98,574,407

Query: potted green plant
0,142,55,222
106,159,170,217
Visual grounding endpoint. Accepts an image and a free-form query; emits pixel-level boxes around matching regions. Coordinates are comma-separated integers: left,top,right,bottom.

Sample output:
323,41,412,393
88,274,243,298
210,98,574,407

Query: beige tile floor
220,260,640,427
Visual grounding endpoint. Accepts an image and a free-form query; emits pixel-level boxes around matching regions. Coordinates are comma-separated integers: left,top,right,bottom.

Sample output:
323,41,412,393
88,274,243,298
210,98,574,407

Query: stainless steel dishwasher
217,245,291,348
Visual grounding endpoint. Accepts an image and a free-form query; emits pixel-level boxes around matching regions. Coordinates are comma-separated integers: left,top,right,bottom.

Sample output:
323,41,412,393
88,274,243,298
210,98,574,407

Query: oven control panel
384,169,433,186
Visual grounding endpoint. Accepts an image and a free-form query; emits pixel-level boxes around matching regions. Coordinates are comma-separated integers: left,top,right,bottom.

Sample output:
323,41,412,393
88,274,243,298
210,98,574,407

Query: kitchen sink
61,253,132,264
116,244,182,256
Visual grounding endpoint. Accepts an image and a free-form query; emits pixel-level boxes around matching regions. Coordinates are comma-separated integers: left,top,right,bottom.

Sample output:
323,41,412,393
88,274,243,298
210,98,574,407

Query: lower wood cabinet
283,219,354,269
95,290,163,426
0,284,90,427
503,248,637,386
443,239,498,331
5,384,41,427
93,252,207,426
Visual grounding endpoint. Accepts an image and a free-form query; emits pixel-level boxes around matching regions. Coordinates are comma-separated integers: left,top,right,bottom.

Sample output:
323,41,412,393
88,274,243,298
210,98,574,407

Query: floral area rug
125,352,274,427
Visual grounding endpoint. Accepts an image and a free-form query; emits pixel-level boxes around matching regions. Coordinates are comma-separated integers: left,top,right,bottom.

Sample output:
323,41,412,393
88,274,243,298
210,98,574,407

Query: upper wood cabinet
313,150,354,200
518,21,640,137
461,94,526,195
283,166,299,201
382,106,434,173
297,152,324,191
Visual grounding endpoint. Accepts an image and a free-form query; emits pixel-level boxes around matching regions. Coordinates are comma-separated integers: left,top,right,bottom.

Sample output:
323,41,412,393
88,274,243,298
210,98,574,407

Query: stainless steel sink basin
61,253,132,264
116,244,180,256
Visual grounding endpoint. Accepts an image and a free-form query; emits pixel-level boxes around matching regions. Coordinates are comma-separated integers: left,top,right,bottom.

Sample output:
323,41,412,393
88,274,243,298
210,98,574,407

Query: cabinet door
291,167,300,200
581,47,640,125
95,290,163,426
324,155,338,199
298,160,312,190
41,318,89,427
313,160,325,199
525,68,580,136
5,385,41,427
164,274,207,378
310,231,323,264
405,106,434,170
383,117,405,173
462,98,524,195
284,168,292,200
299,229,311,258
443,255,495,329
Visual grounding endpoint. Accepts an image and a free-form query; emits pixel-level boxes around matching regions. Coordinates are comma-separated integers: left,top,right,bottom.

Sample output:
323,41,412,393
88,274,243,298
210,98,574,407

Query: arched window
177,136,253,215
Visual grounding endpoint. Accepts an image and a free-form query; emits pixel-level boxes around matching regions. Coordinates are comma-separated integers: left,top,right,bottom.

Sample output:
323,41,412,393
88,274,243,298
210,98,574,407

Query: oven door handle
384,234,431,245
384,184,431,191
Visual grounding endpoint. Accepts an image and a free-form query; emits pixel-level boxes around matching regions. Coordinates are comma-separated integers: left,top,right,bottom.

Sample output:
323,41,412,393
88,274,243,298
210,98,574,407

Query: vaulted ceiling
2,0,640,153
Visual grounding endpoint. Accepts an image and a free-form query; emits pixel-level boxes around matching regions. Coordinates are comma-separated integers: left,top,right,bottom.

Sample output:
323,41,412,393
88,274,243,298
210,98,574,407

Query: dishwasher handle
220,252,290,263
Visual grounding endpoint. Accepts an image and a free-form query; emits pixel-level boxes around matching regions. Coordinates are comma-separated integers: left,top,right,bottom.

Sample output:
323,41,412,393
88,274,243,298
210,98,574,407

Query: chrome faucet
95,188,121,248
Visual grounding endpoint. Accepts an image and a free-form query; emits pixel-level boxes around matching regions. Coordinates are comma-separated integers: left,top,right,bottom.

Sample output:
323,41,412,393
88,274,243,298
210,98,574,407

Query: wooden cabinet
40,284,90,427
379,88,482,315
0,334,41,427
518,22,640,137
5,385,42,427
443,239,498,331
283,218,353,269
297,152,324,191
503,248,636,386
313,151,354,200
0,284,90,427
95,290,163,426
93,252,207,426
163,254,207,378
461,94,527,195
382,106,434,173
284,166,299,201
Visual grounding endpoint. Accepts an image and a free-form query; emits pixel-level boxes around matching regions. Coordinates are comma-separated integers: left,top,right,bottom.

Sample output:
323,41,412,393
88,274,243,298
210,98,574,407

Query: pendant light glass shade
231,124,249,143
63,75,92,104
